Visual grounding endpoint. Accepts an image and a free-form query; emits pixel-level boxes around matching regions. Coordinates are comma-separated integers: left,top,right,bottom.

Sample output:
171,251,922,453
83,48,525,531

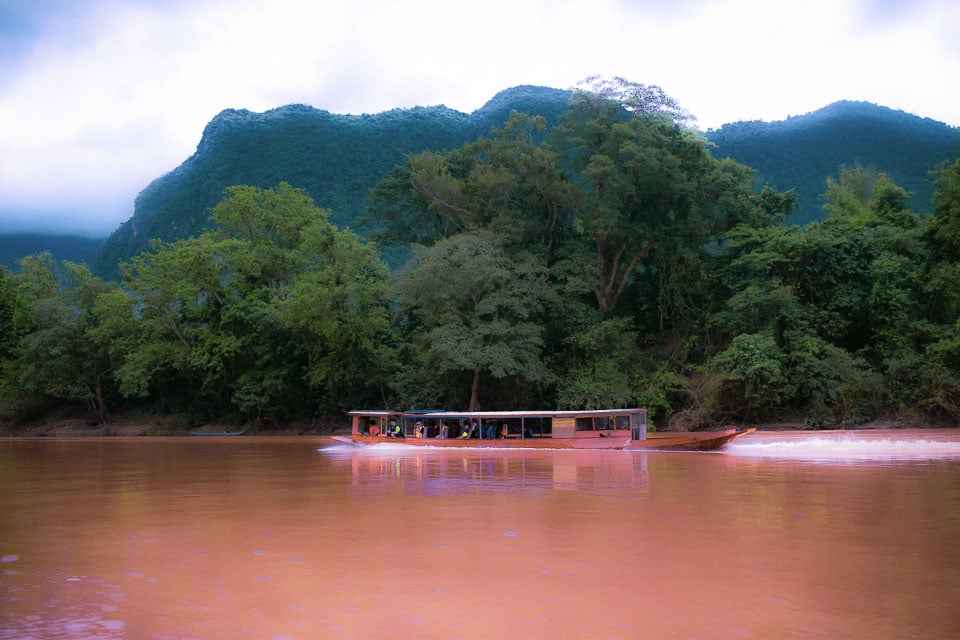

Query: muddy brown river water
2,430,959,639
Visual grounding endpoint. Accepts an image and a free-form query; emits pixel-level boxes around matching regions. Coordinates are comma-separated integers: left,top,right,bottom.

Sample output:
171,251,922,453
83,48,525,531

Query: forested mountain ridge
705,100,960,224
92,86,573,276
90,88,958,277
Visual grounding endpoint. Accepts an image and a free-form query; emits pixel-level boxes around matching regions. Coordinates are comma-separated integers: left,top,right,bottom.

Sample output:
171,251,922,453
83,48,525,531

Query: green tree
118,233,240,419
708,167,930,424
8,259,117,423
923,160,960,326
554,77,757,314
823,164,918,230
710,331,789,421
927,159,960,261
554,317,639,409
910,157,960,420
278,222,397,411
365,111,578,264
396,230,554,410
114,183,395,425
0,266,18,366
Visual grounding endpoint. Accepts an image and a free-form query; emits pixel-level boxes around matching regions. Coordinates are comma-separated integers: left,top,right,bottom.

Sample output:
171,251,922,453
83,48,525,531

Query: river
2,430,959,639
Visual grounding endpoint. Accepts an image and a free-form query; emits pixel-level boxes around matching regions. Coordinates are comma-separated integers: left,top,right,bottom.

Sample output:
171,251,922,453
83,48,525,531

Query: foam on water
726,435,960,461
319,442,531,455
318,433,960,462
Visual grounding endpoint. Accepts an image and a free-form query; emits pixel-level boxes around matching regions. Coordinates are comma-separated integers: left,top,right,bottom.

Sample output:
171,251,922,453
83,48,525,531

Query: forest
89,86,958,280
2,78,959,432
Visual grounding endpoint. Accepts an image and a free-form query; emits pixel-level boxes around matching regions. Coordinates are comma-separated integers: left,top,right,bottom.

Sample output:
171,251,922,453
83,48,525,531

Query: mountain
705,101,960,224
0,234,104,272
93,86,572,277
93,89,959,277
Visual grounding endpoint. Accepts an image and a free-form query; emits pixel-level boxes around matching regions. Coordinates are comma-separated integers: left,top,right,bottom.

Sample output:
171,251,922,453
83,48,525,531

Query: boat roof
349,409,645,420
348,410,402,417
401,409,644,419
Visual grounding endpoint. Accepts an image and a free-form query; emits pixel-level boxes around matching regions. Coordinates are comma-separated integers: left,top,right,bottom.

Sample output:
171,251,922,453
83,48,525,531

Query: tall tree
114,183,395,424
395,230,553,410
278,222,397,411
914,158,960,419
10,260,116,423
553,77,756,314
364,111,578,263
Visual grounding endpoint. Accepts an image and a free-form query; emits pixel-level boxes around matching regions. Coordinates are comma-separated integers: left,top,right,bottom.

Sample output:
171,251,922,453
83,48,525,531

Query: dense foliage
92,87,573,278
89,89,958,279
707,101,960,225
3,81,959,431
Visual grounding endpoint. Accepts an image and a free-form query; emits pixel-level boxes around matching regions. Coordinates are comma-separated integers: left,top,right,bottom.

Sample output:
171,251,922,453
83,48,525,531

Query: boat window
519,417,550,437
575,417,593,431
499,421,520,438
595,416,612,430
615,415,630,430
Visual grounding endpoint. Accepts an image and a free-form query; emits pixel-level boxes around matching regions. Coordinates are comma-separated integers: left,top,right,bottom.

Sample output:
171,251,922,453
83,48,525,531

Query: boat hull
629,428,756,451
336,433,632,450
332,428,755,451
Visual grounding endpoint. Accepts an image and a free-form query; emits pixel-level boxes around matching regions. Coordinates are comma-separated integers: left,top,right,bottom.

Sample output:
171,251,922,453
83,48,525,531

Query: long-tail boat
336,409,754,451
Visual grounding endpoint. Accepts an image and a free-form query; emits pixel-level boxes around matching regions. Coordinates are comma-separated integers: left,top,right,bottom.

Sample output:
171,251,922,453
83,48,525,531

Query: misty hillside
93,86,573,277
91,87,958,277
0,234,103,272
706,100,960,225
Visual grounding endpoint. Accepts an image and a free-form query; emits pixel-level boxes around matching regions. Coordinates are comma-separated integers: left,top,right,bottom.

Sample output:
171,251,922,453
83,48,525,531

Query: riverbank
0,411,345,438
1,410,951,438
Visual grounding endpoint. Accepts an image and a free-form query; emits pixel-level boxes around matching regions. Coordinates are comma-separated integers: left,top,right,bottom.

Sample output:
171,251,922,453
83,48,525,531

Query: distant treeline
2,79,958,431
0,234,103,272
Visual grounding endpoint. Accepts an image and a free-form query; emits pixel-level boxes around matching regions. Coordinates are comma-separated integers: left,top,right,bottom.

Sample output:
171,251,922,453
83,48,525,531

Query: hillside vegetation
707,100,960,224
93,86,572,276
3,78,959,433
92,88,958,277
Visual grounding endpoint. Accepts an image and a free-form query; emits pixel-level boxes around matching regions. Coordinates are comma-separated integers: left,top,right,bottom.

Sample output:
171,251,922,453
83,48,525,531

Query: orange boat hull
338,433,632,449
630,428,756,451
333,428,754,451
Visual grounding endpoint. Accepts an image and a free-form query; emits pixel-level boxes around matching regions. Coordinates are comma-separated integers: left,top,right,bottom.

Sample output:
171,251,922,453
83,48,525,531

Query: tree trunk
469,368,481,411
95,386,111,424
595,237,654,314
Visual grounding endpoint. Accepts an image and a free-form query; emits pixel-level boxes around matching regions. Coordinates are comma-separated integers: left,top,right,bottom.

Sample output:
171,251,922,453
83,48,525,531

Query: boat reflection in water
324,444,650,494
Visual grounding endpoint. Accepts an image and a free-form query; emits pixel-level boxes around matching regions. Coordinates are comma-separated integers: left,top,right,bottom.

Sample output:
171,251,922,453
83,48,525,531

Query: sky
1,0,958,237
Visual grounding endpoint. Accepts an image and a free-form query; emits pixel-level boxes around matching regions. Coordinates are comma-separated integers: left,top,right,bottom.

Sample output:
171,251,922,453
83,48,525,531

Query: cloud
0,0,957,236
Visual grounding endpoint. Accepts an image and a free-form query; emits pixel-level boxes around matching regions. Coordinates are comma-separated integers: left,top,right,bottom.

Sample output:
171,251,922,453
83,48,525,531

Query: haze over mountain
1,86,956,275
707,100,960,225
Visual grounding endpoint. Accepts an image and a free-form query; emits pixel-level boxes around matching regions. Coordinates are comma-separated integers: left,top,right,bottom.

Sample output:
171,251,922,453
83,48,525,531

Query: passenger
414,421,424,439
458,422,470,439
484,424,495,439
499,422,509,438
368,419,381,436
387,418,403,438
438,422,448,439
